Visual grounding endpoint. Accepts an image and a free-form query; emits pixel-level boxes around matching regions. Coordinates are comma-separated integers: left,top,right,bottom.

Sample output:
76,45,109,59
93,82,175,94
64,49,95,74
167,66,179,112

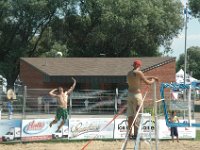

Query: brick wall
142,60,176,100
20,60,45,88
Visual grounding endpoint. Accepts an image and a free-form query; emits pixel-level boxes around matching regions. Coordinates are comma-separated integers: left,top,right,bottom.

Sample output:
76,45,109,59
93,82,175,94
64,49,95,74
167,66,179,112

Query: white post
188,85,192,126
184,4,188,85
153,82,158,150
115,88,118,113
149,114,152,150
183,3,189,120
183,89,186,119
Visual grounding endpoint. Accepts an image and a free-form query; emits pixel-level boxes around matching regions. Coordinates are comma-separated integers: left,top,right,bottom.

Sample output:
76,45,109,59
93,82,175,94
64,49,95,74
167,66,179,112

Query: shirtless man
49,77,76,131
127,60,158,139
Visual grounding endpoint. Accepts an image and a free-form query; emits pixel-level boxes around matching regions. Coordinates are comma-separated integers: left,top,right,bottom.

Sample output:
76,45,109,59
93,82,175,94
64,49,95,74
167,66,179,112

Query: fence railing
0,85,199,120
0,87,129,119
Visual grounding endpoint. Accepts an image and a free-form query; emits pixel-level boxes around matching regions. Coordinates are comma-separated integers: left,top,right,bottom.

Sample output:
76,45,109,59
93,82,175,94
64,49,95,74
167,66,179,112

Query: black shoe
133,135,137,139
129,135,137,139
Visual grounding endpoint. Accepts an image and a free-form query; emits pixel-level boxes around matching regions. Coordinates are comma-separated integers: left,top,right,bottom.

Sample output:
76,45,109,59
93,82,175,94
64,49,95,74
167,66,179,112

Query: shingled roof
20,57,175,77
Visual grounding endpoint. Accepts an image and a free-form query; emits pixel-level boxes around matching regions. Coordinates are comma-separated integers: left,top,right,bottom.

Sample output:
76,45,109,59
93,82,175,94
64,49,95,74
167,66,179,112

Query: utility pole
184,3,188,85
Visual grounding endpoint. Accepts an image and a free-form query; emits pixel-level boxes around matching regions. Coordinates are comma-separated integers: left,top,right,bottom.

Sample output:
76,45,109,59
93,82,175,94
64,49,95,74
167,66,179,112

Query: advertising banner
139,115,155,139
114,118,127,139
114,114,155,139
158,119,196,139
0,119,22,142
69,118,114,140
21,118,69,141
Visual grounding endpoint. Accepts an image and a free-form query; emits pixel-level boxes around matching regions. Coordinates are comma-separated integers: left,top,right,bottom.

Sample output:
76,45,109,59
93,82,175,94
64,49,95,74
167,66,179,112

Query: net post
153,82,158,150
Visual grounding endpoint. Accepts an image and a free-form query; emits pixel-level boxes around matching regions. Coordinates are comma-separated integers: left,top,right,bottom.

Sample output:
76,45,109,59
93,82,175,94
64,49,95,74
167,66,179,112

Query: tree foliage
0,0,184,85
176,46,200,79
189,0,200,19
0,0,70,86
58,0,184,57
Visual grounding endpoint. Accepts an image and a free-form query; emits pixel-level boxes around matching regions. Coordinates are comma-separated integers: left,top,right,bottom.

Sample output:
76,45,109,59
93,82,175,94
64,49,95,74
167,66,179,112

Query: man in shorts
127,59,158,139
49,77,76,132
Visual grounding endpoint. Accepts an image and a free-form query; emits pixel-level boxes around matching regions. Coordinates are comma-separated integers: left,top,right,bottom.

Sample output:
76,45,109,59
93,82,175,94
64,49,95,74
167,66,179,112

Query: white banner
114,118,128,139
114,114,155,139
140,115,155,139
158,119,196,139
69,118,114,140
21,118,69,141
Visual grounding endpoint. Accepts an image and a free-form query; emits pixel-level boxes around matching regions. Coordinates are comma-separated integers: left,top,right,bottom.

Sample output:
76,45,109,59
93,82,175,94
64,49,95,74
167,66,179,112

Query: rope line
81,104,126,150
121,86,150,150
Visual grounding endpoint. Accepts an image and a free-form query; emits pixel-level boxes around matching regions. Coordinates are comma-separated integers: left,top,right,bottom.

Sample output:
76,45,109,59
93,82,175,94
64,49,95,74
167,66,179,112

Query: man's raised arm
49,88,58,97
67,77,76,94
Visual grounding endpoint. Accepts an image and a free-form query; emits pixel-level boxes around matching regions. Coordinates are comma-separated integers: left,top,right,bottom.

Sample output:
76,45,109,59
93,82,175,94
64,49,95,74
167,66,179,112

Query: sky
160,0,200,59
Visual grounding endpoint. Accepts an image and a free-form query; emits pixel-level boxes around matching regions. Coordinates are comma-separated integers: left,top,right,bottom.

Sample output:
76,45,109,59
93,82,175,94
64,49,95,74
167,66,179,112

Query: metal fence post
22,86,27,119
69,96,72,119
153,82,158,150
115,88,118,114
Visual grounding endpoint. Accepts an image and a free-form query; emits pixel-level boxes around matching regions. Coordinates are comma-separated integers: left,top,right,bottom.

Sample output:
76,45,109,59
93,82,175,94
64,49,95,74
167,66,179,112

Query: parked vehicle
52,126,68,139
2,127,21,141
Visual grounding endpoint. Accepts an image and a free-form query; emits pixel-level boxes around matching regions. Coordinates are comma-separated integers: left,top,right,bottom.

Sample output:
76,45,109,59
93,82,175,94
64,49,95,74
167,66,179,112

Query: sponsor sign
114,119,128,139
158,119,196,139
21,118,69,141
140,116,155,139
0,120,21,142
114,114,155,139
69,118,114,140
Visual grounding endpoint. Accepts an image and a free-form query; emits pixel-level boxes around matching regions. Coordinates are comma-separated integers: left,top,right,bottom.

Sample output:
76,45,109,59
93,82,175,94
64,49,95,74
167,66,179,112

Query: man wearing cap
127,59,158,139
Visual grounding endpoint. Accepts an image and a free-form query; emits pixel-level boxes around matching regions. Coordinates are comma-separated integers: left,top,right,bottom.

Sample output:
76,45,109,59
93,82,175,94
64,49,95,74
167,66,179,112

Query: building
20,57,176,98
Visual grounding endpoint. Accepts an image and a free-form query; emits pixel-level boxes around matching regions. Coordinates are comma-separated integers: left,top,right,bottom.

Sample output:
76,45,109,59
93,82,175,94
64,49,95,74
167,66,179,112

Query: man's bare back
126,59,158,139
127,70,141,93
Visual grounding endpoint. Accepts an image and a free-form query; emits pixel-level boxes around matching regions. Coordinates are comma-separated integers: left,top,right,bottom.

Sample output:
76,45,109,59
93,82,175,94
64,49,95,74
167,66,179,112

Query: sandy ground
0,140,200,150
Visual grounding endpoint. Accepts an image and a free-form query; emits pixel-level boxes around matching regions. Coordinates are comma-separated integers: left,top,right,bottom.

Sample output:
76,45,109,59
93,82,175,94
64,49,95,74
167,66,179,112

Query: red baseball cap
133,59,142,67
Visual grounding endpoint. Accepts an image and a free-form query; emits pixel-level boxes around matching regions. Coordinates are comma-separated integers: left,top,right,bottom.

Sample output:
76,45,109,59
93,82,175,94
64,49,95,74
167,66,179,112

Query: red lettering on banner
22,135,52,142
27,120,45,131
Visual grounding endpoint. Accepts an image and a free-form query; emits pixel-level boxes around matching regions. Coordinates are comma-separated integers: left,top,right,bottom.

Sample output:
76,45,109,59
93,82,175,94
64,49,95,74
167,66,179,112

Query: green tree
0,0,185,86
57,0,184,57
176,46,200,79
189,0,200,19
39,0,184,57
0,0,70,86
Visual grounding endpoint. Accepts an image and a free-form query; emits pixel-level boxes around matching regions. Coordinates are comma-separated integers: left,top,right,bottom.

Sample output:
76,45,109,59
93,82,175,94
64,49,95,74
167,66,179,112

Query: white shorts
127,92,142,117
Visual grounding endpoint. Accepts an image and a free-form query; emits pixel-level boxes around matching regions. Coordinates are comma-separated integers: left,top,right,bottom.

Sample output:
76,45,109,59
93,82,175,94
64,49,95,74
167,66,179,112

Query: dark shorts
56,107,68,122
171,127,178,137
